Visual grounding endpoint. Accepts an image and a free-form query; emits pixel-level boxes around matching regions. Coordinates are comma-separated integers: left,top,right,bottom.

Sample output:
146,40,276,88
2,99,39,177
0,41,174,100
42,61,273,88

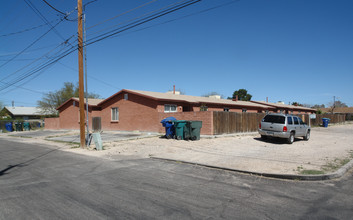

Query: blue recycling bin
322,118,330,127
160,117,176,139
5,122,13,132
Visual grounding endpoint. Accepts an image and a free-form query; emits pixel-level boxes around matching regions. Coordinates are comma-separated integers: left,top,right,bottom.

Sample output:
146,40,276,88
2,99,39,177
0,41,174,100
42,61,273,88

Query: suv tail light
283,126,287,132
259,123,261,129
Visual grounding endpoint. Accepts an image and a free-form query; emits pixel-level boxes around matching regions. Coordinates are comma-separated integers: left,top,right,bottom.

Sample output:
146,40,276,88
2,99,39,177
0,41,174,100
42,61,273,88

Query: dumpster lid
160,117,176,123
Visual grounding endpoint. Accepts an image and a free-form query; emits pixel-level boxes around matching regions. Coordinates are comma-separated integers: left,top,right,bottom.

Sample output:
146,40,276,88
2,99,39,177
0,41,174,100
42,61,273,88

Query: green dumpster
23,122,30,131
15,122,23,132
174,120,188,140
188,121,202,140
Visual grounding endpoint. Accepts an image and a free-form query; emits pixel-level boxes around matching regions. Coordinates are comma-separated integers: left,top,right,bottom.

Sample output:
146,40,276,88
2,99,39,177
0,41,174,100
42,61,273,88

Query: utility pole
333,96,336,108
78,0,85,148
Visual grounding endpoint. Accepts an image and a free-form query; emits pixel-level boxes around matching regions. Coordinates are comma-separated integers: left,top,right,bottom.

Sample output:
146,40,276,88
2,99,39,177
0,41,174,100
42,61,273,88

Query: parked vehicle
258,113,310,144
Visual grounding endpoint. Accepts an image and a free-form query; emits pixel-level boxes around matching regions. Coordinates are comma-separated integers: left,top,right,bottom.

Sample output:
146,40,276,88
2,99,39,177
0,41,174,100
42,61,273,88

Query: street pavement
1,139,353,219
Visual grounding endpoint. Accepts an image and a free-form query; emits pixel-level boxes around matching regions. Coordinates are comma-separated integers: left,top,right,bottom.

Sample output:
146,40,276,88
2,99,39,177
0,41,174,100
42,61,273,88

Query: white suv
258,113,311,144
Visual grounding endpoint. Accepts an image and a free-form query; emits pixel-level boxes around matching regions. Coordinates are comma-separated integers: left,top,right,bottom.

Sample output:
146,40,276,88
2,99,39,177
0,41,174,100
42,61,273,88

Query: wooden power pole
78,0,85,148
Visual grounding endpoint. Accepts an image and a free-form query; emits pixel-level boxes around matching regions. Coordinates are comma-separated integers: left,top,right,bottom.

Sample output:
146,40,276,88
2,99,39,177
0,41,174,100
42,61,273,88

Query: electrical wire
115,0,239,39
0,19,59,37
0,0,203,92
41,0,66,15
86,0,202,46
0,81,45,95
0,35,76,82
24,0,75,46
57,61,121,90
0,45,76,92
0,43,61,58
86,0,187,37
86,0,158,30
0,18,66,69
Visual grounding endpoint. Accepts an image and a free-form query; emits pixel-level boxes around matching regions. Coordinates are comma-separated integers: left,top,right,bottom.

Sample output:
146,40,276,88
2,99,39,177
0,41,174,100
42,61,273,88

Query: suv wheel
304,130,310,141
287,132,294,144
261,135,267,140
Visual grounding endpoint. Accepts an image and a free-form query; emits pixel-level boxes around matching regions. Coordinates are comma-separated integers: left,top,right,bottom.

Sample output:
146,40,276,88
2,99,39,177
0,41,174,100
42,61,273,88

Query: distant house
45,89,316,135
0,106,53,120
250,101,316,114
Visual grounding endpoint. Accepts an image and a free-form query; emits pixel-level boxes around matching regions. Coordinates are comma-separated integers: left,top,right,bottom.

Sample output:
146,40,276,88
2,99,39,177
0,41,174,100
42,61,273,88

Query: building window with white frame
111,107,119,121
164,104,177,113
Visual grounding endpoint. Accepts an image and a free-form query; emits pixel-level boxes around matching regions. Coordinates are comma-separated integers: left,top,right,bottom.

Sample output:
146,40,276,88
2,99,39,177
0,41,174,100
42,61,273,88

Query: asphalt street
1,139,353,219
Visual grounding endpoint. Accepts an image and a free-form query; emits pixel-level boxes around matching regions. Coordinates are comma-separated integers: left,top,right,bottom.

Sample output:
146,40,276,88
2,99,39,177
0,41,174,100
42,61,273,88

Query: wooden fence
309,113,346,126
213,112,266,134
212,112,347,135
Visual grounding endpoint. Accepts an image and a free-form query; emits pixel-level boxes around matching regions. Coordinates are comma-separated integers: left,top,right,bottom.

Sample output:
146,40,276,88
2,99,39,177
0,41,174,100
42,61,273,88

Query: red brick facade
44,89,316,135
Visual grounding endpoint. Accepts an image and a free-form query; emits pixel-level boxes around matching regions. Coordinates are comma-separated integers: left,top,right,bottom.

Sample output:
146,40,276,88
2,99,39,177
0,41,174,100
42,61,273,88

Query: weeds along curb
151,157,353,181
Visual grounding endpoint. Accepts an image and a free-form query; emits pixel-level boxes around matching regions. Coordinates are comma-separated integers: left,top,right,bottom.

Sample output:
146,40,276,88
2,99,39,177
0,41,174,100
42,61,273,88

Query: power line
86,0,202,46
0,35,76,82
86,0,187,37
0,43,60,57
0,45,76,92
0,81,45,95
24,0,75,46
41,0,66,15
0,19,59,37
112,0,240,40
0,0,203,92
0,18,66,69
57,61,121,90
86,0,158,30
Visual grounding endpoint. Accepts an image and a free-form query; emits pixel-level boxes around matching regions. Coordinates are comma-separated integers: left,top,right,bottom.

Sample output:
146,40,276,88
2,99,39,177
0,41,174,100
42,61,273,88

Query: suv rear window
262,115,285,124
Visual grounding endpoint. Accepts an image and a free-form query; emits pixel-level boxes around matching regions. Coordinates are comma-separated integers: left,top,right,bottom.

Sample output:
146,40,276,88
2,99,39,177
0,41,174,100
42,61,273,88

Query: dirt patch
1,123,353,175
64,123,353,175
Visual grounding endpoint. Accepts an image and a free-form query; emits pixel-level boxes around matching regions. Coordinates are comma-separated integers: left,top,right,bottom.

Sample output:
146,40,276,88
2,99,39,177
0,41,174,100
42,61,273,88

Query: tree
291,102,302,106
37,82,101,115
331,100,348,108
312,104,325,109
231,89,252,101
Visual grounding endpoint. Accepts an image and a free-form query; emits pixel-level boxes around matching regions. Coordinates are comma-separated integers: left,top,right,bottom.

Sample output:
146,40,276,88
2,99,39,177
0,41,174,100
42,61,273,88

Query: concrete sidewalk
1,124,353,180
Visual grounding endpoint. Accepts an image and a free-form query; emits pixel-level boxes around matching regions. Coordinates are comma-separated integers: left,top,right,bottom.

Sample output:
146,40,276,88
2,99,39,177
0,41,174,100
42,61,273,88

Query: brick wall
56,100,100,130
44,118,60,129
99,92,160,132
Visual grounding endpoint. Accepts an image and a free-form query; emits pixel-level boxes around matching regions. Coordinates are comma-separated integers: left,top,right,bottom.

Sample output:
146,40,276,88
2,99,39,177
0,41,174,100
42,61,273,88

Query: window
111,107,119,121
287,116,293,125
164,104,177,113
224,108,229,112
298,117,304,125
242,108,247,113
200,104,208,111
262,115,285,124
124,94,128,100
293,117,299,125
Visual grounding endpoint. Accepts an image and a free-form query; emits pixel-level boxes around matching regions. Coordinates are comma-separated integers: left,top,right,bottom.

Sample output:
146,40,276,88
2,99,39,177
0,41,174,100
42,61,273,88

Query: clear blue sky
1,0,352,108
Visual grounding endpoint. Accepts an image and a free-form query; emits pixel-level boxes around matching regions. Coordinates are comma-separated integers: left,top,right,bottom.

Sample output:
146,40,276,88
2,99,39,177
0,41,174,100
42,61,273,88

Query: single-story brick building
250,101,316,114
45,89,316,135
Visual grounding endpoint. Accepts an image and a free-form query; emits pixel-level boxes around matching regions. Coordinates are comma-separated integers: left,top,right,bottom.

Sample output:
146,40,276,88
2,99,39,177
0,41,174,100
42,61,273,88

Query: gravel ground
1,123,353,175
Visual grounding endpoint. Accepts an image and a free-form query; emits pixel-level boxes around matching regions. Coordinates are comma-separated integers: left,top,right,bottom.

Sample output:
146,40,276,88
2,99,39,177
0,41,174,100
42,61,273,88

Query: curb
151,157,353,181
